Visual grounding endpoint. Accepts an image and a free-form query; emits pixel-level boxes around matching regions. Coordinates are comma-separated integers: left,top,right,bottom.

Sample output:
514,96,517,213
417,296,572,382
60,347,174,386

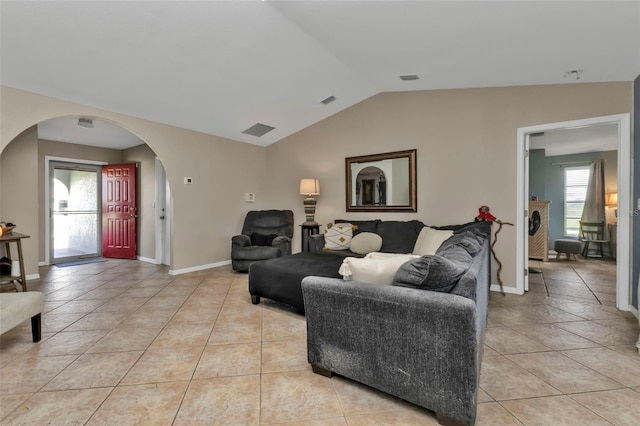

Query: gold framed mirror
345,149,417,212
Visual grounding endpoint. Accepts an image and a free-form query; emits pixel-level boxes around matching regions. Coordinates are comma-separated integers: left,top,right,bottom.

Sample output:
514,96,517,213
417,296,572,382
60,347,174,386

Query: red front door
102,164,137,259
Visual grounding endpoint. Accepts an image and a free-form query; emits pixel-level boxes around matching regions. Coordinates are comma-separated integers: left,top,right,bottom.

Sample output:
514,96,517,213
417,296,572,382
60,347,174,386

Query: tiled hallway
0,257,638,425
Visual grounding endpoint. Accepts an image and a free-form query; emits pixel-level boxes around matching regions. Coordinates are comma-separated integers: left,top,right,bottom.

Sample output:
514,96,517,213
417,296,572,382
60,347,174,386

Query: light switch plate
184,177,193,184
245,193,255,202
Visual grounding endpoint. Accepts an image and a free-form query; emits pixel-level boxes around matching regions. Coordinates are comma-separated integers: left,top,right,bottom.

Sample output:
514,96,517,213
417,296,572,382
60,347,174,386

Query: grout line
570,262,604,305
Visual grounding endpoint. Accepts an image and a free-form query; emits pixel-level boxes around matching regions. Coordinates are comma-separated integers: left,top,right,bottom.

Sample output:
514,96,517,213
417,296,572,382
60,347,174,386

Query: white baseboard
137,256,156,264
26,273,40,280
169,260,231,276
629,305,638,320
38,261,48,266
490,283,523,295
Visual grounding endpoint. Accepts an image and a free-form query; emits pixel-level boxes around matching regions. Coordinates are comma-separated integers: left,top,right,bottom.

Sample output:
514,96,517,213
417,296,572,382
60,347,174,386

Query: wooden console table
0,232,30,292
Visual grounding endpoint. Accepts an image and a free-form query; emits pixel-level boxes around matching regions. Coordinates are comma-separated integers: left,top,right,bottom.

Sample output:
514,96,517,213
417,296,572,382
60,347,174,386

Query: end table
300,223,320,252
0,232,30,292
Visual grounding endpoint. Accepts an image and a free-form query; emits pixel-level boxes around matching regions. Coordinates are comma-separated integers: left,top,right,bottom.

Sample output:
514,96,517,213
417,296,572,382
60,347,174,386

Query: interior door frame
44,156,107,265
154,158,171,266
523,134,531,293
516,114,632,311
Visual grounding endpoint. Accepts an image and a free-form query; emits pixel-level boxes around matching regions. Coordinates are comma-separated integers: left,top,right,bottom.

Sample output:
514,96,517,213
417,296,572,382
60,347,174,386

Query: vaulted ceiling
2,1,639,147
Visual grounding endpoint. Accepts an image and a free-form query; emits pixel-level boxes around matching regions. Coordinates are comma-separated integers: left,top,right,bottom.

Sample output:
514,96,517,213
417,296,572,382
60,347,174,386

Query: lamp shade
607,192,618,206
300,179,320,196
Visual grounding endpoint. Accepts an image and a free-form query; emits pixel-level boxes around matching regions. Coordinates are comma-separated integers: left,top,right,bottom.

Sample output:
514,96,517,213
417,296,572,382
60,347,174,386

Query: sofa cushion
452,221,492,239
437,231,482,256
412,227,454,256
250,232,278,246
392,255,467,292
436,243,473,268
431,221,477,232
377,220,424,253
232,245,281,261
336,219,380,235
350,232,383,255
324,223,353,250
338,253,419,285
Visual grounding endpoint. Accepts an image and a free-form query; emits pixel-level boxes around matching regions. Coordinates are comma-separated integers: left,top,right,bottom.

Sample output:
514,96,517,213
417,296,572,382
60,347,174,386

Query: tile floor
0,256,638,425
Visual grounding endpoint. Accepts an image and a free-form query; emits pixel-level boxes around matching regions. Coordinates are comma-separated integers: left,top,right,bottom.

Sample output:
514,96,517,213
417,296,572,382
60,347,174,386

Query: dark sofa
302,222,491,425
249,219,427,311
309,219,425,256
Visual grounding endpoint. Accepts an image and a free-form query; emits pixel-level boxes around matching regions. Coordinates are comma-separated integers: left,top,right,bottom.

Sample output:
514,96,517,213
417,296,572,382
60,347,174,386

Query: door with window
50,161,101,263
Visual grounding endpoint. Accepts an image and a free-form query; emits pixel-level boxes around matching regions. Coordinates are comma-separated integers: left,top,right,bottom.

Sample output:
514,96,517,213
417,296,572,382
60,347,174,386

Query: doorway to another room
517,114,632,312
49,160,102,263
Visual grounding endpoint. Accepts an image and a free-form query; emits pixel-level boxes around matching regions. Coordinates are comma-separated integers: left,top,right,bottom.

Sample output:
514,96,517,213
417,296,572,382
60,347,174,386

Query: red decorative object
474,205,514,294
476,206,497,222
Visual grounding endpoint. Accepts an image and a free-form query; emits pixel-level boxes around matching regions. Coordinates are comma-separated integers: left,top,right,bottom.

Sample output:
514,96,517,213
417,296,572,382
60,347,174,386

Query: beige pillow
413,227,453,256
349,232,383,255
324,223,353,250
338,253,420,285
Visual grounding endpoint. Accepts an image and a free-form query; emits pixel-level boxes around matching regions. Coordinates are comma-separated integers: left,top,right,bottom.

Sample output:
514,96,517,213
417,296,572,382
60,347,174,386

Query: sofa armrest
302,277,480,425
232,234,251,248
272,236,292,256
309,234,325,252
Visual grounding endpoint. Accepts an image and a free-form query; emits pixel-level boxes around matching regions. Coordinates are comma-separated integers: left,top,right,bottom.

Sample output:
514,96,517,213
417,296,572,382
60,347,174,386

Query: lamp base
303,196,317,224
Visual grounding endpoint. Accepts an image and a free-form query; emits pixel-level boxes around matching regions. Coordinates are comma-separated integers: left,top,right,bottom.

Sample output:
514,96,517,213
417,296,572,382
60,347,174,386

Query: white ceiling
2,1,639,148
37,117,144,150
529,123,618,157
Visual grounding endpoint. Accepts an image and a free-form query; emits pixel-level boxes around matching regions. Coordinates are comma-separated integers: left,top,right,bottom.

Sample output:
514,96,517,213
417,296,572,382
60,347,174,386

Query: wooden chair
579,221,609,258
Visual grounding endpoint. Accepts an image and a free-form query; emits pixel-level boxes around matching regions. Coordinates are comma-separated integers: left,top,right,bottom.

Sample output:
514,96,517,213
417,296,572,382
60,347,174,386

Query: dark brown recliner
231,210,294,272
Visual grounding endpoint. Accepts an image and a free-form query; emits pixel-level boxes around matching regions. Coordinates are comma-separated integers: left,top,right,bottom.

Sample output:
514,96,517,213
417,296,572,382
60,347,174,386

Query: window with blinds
564,166,590,236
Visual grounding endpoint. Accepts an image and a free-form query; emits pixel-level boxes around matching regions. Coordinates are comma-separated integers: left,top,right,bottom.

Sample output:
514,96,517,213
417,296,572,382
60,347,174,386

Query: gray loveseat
301,221,491,426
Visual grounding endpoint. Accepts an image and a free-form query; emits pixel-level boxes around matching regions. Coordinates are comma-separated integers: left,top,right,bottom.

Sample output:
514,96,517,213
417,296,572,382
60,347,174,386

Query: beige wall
1,86,269,274
122,144,156,260
266,82,633,289
0,126,39,276
1,83,632,284
37,138,124,262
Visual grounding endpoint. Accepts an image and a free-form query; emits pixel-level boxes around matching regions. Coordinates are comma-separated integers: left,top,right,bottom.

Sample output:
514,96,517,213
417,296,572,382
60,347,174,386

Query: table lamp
300,179,320,225
607,192,618,218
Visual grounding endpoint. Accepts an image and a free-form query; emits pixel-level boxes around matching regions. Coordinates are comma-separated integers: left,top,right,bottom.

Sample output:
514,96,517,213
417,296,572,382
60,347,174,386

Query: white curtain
580,159,606,233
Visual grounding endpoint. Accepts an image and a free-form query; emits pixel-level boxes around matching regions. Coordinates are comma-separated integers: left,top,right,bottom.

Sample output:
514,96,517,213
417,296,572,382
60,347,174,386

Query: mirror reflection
346,149,417,212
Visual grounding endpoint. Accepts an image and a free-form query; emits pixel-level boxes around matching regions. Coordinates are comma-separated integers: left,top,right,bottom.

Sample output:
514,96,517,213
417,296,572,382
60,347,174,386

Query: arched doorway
356,166,387,206
0,115,171,268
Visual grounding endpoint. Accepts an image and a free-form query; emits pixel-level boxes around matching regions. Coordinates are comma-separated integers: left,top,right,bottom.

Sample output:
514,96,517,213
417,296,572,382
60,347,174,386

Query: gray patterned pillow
392,255,467,293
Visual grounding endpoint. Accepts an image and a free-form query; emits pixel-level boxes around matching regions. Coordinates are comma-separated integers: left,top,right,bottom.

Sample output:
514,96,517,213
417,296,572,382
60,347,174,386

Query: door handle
160,216,165,220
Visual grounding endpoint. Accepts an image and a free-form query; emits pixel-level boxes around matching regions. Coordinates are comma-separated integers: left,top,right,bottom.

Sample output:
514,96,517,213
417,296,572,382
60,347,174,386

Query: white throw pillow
324,223,353,250
338,253,420,285
413,227,454,256
365,252,411,259
349,232,383,255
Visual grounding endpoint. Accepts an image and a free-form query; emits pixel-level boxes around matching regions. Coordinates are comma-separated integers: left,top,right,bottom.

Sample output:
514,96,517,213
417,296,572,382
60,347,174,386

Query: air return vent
321,95,336,105
242,123,275,137
399,74,419,81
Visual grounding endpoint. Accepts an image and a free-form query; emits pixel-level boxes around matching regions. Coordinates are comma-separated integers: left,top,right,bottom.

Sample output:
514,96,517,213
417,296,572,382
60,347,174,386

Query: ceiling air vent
399,74,419,81
321,95,336,105
242,123,275,137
